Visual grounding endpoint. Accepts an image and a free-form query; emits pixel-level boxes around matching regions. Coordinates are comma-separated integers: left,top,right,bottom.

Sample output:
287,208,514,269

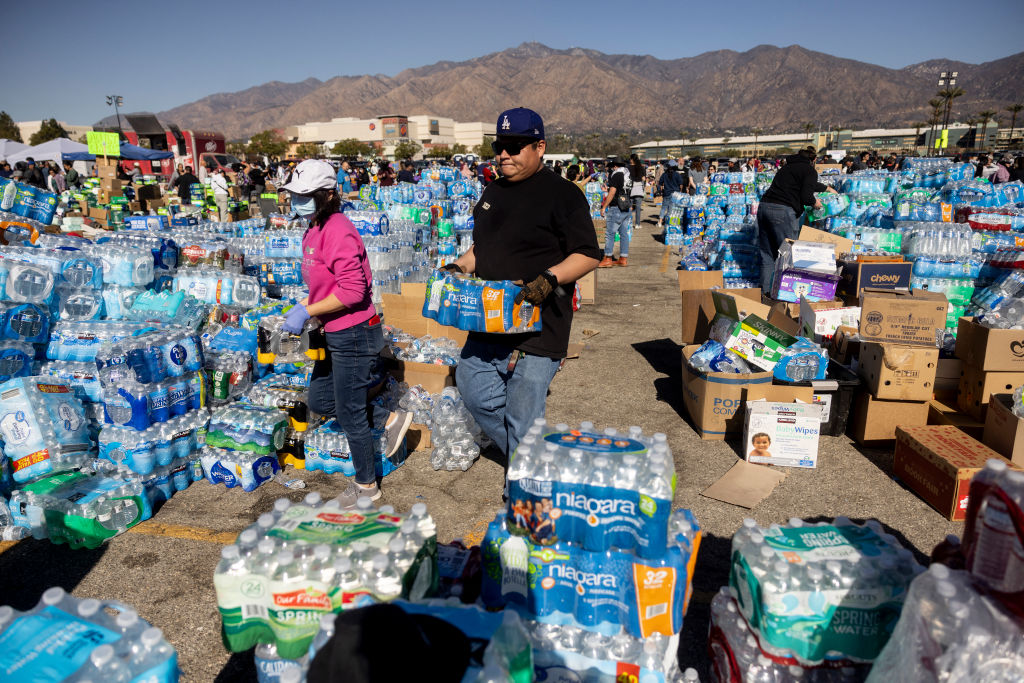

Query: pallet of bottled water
215,495,437,659
506,421,675,558
708,587,870,683
0,377,93,485
0,587,180,682
8,461,152,549
482,508,699,639
729,517,924,664
865,564,1024,683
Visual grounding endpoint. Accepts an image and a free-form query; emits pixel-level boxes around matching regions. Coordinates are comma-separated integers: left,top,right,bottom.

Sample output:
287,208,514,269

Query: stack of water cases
708,517,926,682
214,495,438,660
0,587,180,682
93,327,209,511
482,420,700,683
200,403,287,491
422,270,541,334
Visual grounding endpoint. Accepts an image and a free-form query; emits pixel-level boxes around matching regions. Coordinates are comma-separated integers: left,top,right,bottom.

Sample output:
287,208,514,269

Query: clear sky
4,0,1022,125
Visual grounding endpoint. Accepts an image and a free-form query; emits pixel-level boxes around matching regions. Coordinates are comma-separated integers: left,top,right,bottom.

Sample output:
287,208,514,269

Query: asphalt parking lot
0,201,962,681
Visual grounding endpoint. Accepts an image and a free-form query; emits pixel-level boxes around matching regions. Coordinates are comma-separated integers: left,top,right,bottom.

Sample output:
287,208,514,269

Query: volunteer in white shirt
209,168,230,221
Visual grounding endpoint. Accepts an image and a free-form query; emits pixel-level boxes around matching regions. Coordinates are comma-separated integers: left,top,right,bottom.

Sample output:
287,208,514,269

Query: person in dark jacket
756,146,838,291
22,158,46,188
173,166,199,205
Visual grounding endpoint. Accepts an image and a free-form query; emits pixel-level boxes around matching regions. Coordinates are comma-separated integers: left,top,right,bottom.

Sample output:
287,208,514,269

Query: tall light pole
937,71,959,153
105,95,124,134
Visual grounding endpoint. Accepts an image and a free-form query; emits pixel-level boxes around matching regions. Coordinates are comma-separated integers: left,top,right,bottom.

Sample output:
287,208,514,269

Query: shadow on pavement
677,531,732,679
631,338,691,424
0,539,106,608
214,650,257,682
851,442,895,479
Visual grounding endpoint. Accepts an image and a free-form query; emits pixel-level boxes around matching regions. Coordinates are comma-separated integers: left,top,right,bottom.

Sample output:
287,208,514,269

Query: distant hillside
98,43,1024,139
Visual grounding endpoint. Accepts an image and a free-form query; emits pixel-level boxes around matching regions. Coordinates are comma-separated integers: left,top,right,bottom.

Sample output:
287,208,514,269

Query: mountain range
99,43,1024,140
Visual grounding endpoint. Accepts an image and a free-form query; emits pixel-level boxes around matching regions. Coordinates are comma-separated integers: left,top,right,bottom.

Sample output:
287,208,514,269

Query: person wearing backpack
598,158,633,267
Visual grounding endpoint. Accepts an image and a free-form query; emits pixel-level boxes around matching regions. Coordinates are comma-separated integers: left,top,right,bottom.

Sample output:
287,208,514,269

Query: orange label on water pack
633,564,675,637
482,286,506,333
12,449,50,472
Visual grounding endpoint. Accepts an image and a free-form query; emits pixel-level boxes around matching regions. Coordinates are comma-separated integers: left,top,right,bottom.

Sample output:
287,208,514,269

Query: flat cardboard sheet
702,460,787,508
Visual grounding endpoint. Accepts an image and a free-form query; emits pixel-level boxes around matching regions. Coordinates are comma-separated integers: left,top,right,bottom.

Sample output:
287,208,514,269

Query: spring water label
763,525,878,564
0,606,120,681
267,506,400,546
500,535,529,600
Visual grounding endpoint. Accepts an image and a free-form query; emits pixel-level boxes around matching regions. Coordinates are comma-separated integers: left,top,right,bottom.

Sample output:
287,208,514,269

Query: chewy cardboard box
893,425,1017,521
677,271,760,345
982,394,1024,466
858,289,948,347
955,317,1024,372
848,392,929,444
839,260,912,296
799,299,861,343
956,365,1024,422
744,401,823,468
681,346,813,440
857,343,938,401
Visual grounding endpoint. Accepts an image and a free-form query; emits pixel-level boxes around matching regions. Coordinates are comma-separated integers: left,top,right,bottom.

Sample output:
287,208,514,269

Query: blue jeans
307,319,388,485
603,206,631,258
631,196,644,226
756,201,800,291
455,339,561,459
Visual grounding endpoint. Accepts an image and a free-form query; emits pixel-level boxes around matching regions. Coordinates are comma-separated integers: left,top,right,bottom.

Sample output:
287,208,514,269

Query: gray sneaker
385,411,414,457
333,480,381,509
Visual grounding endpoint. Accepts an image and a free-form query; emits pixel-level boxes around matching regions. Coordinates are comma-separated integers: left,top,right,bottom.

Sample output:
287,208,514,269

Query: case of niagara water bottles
214,495,438,660
421,270,541,334
0,587,180,683
728,516,925,665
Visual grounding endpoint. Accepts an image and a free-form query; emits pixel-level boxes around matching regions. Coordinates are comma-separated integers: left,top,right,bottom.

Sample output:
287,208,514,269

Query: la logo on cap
501,116,510,130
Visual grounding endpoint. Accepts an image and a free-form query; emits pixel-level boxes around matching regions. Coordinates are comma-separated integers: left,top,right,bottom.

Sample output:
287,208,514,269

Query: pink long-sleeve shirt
301,212,375,332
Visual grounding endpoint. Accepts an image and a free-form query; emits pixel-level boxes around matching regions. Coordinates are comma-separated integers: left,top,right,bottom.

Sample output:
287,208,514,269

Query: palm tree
751,128,763,157
977,110,997,151
802,122,814,142
937,87,965,128
1005,103,1022,148
928,98,945,154
913,122,927,150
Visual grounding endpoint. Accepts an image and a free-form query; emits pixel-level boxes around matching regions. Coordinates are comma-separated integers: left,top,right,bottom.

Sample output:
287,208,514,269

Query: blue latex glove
282,304,310,334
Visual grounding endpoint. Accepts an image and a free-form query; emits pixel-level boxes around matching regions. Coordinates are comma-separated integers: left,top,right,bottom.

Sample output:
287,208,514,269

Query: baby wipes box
744,401,822,468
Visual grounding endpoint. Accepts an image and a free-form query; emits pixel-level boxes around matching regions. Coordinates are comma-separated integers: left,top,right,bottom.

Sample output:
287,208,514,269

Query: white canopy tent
0,139,29,161
5,138,89,165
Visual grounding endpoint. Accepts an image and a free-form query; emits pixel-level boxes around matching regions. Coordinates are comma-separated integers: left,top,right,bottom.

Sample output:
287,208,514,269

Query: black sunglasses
491,139,536,156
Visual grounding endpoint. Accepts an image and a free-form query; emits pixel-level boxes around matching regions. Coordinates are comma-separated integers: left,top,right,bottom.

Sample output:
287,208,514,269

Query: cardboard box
934,358,963,401
840,261,912,296
744,401,823,468
677,271,761,344
815,164,843,174
578,270,595,305
720,315,798,371
858,289,948,347
982,394,1024,466
389,361,455,394
96,163,118,180
858,343,938,401
927,399,986,441
405,423,433,452
847,392,929,444
781,240,838,273
893,425,1016,521
955,317,1024,371
957,365,1024,421
87,206,107,220
381,283,469,345
797,226,853,256
681,346,813,439
137,184,162,200
799,299,861,342
828,326,861,366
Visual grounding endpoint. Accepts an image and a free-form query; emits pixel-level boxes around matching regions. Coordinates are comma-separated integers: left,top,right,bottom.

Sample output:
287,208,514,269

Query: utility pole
105,95,124,134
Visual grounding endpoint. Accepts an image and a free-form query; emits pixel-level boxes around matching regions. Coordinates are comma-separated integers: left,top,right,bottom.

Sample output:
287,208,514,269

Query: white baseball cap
281,159,336,194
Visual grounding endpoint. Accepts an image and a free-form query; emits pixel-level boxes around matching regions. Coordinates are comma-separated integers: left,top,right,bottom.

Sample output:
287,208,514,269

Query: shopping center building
284,115,493,158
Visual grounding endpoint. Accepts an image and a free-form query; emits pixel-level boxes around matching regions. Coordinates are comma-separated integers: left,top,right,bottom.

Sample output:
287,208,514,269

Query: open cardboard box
382,283,467,393
677,270,761,345
955,317,1024,371
982,394,1024,466
681,346,813,440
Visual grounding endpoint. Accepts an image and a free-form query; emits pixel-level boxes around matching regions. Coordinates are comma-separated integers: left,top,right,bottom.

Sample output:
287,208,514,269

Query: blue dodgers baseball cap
496,107,544,140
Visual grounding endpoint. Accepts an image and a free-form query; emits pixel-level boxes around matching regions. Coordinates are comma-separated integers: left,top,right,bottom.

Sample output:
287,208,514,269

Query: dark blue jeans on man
756,201,801,292
307,319,388,485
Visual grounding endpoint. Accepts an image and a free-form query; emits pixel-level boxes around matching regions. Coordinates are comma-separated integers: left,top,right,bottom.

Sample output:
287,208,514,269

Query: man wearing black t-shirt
446,107,601,462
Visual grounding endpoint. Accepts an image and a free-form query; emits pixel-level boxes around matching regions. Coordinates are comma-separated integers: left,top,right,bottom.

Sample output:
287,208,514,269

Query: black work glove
439,263,463,274
514,270,559,305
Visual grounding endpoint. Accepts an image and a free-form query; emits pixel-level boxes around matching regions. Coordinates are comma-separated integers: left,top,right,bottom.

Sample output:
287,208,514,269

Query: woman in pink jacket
281,160,411,507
